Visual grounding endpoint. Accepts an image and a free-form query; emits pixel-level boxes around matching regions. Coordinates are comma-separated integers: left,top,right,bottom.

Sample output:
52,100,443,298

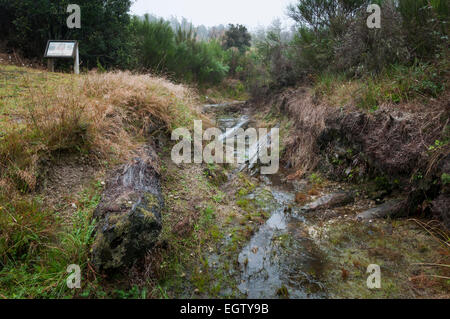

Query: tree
287,0,369,36
0,0,132,69
131,15,176,72
223,24,251,53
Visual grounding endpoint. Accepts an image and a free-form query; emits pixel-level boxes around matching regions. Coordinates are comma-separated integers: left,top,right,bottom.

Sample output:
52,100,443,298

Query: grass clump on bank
0,181,101,298
313,60,448,111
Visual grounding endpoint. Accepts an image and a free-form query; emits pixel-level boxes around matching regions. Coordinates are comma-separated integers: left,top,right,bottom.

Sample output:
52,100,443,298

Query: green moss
276,285,289,298
145,193,160,208
136,206,156,223
441,173,450,185
236,199,251,211
113,214,132,235
314,219,447,298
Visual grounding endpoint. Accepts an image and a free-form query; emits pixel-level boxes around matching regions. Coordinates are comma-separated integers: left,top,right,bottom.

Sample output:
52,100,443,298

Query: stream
212,104,328,299
191,101,449,300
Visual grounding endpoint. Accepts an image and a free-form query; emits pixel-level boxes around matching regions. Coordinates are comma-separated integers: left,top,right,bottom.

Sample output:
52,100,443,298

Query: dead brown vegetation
0,71,202,195
250,77,449,227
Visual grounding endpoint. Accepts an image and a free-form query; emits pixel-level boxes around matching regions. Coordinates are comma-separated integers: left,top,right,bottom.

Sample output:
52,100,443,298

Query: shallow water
214,105,327,299
237,182,327,299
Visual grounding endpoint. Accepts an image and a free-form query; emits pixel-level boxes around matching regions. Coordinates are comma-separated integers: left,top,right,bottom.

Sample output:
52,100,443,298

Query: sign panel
44,40,77,58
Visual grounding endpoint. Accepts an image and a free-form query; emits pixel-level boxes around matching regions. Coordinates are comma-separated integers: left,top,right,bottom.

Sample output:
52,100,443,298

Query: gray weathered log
91,146,163,271
300,192,354,212
356,199,404,221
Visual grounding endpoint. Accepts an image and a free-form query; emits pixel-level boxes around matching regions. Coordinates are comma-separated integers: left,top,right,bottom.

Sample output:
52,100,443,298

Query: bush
131,15,176,73
398,0,449,60
0,0,133,69
249,22,299,89
291,27,334,74
173,39,229,84
253,0,449,90
131,16,229,84
334,1,409,75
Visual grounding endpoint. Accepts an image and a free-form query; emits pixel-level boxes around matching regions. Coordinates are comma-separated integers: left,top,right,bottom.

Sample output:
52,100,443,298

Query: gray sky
130,0,295,29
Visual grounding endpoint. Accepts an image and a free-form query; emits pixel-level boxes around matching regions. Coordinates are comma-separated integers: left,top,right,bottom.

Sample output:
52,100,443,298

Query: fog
130,0,295,29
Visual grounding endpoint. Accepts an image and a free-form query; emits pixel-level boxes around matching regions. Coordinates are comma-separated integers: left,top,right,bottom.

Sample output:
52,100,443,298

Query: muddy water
213,105,327,299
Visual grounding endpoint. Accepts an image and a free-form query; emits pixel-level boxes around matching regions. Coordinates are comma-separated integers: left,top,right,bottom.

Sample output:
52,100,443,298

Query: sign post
74,45,79,74
47,59,55,72
44,40,79,74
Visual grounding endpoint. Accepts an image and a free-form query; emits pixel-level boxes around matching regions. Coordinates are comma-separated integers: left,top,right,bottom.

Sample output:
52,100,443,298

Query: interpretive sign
44,40,79,74
44,40,77,58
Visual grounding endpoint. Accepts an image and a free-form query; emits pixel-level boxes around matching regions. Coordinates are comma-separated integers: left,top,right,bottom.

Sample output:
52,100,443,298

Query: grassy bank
0,65,202,298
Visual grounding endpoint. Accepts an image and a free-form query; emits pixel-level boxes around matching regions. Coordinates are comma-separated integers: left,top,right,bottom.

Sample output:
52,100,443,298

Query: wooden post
74,46,79,75
47,58,54,72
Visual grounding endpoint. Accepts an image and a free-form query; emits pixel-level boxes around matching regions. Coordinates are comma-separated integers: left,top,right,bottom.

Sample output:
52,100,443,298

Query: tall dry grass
267,87,327,173
0,71,201,194
0,70,202,267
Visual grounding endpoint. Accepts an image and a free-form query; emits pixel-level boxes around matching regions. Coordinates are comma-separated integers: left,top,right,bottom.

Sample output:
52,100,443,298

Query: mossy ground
293,178,450,299
75,143,272,299
315,219,449,298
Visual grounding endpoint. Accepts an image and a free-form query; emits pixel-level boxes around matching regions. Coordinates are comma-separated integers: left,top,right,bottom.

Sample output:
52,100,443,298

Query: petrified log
91,146,163,271
300,192,354,212
356,199,404,221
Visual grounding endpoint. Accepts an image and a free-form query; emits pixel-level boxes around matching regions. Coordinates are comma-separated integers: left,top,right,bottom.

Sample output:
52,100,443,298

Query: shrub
334,1,410,75
398,0,449,60
131,16,228,84
173,39,229,84
0,0,133,69
254,0,449,90
131,15,176,73
291,27,334,74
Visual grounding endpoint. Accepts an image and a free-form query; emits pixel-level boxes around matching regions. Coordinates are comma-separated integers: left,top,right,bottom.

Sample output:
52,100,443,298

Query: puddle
237,182,327,299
